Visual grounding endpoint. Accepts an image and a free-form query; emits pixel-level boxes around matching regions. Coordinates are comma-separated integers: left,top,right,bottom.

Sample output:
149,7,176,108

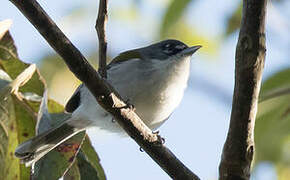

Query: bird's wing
66,49,142,112
65,84,84,113
107,49,143,69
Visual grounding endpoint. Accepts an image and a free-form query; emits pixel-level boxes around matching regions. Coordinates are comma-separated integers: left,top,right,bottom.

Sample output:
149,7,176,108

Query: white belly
73,57,191,132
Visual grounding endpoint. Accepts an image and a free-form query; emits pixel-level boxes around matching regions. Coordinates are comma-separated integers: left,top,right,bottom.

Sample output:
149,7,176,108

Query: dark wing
66,50,142,112
65,84,84,113
107,49,143,69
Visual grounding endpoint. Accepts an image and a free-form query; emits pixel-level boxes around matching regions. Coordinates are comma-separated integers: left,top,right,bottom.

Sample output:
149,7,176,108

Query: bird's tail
14,118,85,166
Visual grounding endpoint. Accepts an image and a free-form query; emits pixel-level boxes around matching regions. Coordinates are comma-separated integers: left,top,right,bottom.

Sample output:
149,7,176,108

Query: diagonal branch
96,0,108,78
219,0,267,179
9,0,200,179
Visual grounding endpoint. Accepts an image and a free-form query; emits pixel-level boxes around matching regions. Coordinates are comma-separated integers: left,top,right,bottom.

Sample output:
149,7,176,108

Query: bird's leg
139,147,144,152
138,131,165,152
157,135,165,145
152,130,159,134
113,99,136,111
152,130,165,145
124,99,135,111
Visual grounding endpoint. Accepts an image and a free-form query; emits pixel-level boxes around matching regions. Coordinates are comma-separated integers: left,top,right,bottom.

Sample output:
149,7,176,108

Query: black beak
180,45,202,56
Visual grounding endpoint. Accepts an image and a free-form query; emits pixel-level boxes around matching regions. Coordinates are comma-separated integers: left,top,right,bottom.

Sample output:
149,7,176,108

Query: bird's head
107,39,201,70
140,39,202,61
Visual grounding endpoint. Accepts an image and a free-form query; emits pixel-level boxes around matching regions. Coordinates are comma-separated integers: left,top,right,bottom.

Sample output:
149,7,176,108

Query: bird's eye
165,44,171,48
175,45,186,50
162,43,186,55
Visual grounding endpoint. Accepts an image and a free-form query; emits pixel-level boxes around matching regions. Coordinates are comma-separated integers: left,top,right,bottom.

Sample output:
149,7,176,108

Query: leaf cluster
0,20,106,180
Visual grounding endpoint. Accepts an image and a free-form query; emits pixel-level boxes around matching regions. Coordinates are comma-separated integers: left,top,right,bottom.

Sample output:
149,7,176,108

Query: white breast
73,57,191,132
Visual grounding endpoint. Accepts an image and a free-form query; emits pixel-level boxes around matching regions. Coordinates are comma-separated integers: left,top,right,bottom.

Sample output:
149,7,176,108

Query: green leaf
0,22,45,96
12,96,36,179
32,91,86,180
0,81,19,180
32,131,86,180
0,19,105,180
0,24,40,179
0,65,38,180
255,68,290,171
260,69,290,95
64,160,81,180
76,151,102,179
160,0,192,38
63,135,106,180
79,135,106,180
0,20,16,57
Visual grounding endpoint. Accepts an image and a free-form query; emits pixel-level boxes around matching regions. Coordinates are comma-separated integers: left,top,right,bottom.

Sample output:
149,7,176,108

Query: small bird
15,39,201,166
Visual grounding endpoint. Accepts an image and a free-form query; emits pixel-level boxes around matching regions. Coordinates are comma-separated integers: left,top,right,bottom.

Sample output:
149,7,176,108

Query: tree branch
219,0,267,179
96,0,108,78
9,0,200,179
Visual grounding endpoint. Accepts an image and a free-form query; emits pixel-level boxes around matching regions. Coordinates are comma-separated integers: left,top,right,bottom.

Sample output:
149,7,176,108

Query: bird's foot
152,130,165,145
139,147,144,152
138,131,165,152
152,130,159,135
157,135,165,145
114,99,135,111
124,99,135,111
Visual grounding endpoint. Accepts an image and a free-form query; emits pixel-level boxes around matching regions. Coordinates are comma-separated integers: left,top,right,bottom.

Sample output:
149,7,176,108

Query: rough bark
9,0,200,179
219,0,267,179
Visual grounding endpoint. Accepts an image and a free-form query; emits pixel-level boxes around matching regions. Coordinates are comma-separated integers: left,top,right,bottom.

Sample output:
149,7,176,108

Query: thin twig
96,0,108,78
9,0,200,179
219,0,267,179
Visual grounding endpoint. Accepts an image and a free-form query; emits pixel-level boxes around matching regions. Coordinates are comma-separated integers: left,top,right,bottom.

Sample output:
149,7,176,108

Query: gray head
107,39,201,69
139,39,201,61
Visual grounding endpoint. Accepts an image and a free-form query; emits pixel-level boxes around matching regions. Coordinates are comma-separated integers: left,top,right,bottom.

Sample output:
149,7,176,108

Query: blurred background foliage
1,0,290,179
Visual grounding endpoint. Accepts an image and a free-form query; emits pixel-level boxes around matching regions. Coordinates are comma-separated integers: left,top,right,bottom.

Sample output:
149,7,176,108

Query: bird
14,39,201,166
